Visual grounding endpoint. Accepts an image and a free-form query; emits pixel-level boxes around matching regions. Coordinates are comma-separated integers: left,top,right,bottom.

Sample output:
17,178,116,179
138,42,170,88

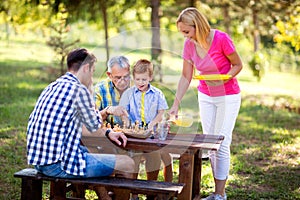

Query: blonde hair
177,7,211,49
133,59,153,77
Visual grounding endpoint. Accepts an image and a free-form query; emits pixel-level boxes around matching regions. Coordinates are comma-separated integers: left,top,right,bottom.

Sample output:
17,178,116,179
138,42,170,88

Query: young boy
119,59,173,199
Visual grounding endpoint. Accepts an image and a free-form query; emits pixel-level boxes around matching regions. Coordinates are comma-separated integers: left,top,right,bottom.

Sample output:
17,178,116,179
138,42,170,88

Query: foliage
274,2,300,51
1,0,299,77
0,0,52,41
265,43,299,72
46,3,79,75
248,51,265,81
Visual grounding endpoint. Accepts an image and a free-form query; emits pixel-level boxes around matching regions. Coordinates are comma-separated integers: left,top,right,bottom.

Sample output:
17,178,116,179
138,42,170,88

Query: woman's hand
168,104,179,116
205,80,226,86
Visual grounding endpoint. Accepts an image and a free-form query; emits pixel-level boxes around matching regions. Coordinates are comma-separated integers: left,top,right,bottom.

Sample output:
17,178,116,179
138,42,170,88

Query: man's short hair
67,48,97,71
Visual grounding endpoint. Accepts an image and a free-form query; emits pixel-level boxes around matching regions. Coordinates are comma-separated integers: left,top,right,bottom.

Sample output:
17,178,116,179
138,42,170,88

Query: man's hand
107,130,128,147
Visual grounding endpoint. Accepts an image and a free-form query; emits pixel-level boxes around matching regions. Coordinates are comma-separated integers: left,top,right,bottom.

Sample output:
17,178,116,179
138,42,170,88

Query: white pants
198,92,241,180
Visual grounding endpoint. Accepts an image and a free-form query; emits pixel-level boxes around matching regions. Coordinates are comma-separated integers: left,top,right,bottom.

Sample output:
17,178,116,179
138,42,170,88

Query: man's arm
82,125,128,147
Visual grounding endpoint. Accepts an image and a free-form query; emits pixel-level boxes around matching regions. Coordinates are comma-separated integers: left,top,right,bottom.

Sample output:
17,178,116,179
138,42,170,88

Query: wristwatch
105,129,111,138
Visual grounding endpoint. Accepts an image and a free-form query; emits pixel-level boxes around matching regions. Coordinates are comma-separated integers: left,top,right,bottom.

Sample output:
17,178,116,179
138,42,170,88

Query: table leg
192,150,202,199
177,152,194,200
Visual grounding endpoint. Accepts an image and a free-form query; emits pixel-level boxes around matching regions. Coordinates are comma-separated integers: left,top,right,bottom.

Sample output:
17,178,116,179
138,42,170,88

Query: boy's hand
148,121,156,131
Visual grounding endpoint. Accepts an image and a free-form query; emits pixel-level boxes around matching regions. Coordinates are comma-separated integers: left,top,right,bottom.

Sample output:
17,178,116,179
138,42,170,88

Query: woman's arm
226,51,243,78
169,59,194,115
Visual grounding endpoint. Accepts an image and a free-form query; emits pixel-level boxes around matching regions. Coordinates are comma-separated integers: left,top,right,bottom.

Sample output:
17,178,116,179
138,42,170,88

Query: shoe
215,193,227,200
201,193,215,200
202,193,227,200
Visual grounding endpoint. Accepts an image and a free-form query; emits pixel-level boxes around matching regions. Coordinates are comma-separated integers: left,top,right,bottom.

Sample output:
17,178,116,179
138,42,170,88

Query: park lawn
0,39,299,200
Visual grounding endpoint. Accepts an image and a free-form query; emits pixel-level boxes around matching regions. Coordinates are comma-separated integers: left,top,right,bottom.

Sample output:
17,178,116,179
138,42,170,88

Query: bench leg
20,178,42,200
71,183,86,198
156,193,175,200
110,188,131,200
50,181,67,200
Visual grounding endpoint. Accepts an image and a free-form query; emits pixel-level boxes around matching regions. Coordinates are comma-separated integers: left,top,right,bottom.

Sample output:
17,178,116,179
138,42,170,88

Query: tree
151,0,162,82
99,0,109,63
228,0,297,80
46,3,79,75
0,0,51,45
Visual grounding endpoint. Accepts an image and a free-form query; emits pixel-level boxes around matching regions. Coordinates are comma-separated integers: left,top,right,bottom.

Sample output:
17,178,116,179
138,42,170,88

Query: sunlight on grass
239,69,300,98
16,82,37,90
0,40,53,63
271,142,300,166
200,162,215,195
0,126,14,136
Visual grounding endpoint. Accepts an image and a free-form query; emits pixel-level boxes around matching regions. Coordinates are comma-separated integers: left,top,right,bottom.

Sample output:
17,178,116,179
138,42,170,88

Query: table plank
82,133,224,152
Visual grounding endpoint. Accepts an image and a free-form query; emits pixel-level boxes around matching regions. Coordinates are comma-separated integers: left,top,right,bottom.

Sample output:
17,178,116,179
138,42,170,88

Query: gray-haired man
94,56,131,125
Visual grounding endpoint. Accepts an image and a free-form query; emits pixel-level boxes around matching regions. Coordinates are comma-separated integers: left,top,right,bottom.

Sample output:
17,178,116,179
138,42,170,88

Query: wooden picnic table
82,132,224,200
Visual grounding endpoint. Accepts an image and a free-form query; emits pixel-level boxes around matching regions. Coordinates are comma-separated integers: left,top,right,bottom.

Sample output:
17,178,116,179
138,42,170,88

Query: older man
94,56,131,126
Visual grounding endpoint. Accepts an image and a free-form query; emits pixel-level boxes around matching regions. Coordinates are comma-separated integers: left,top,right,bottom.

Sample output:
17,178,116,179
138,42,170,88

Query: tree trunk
151,0,162,82
252,6,260,52
189,0,196,7
60,55,65,76
223,4,231,36
100,0,109,64
5,11,10,47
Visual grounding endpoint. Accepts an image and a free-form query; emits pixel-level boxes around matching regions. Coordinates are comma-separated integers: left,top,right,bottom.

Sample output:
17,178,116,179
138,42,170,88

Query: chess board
122,129,152,139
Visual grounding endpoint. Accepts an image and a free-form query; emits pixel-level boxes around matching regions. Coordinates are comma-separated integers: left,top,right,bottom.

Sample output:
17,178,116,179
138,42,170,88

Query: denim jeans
35,146,116,178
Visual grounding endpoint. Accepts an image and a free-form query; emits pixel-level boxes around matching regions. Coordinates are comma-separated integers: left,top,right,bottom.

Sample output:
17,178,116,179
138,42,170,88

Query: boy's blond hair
133,59,153,77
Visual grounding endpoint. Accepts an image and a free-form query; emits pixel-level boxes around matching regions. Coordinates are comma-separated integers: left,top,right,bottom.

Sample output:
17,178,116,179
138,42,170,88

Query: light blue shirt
119,84,168,126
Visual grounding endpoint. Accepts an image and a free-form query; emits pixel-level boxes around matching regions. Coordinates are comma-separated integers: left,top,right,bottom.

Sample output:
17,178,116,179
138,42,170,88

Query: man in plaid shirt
27,48,134,200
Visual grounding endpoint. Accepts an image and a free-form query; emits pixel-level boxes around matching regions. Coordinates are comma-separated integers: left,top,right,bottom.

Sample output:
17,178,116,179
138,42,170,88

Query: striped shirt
94,78,122,124
27,72,101,176
119,84,169,125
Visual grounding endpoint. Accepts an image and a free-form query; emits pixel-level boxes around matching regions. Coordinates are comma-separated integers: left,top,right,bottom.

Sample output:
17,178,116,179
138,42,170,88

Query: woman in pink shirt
169,7,243,200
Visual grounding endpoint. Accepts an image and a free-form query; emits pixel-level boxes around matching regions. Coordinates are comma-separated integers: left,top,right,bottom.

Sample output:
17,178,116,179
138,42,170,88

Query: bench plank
14,168,184,200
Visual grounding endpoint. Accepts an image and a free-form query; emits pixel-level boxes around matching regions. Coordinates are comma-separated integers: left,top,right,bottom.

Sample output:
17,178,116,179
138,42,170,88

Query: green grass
0,36,299,200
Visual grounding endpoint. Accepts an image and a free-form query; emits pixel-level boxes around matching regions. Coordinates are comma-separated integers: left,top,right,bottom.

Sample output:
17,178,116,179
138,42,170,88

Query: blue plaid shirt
27,72,102,176
94,78,123,125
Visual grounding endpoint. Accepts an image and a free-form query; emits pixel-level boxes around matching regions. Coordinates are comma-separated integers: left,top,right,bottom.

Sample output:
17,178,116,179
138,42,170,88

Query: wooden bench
14,168,185,200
